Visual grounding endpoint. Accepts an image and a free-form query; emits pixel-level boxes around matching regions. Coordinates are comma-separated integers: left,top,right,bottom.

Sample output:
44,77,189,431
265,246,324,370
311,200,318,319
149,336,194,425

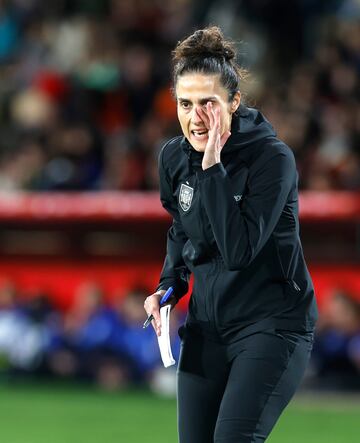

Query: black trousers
177,327,314,443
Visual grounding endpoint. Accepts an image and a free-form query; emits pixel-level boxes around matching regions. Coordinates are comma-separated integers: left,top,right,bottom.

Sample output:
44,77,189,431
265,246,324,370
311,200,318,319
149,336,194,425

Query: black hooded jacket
156,105,318,343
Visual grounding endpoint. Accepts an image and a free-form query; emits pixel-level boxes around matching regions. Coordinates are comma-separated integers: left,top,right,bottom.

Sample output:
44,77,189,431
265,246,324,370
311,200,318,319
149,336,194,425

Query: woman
144,26,318,443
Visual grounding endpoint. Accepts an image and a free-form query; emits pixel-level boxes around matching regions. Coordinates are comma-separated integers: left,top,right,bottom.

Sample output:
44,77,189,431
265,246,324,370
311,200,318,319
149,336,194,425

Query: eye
179,101,191,110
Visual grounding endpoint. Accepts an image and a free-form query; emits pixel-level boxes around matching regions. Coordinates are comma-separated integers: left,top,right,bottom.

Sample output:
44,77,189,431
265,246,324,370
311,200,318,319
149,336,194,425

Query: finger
143,296,156,313
152,320,161,336
206,102,215,128
199,102,211,128
144,294,162,334
151,318,161,336
206,126,218,148
151,310,161,336
213,114,224,155
207,119,220,147
210,106,221,140
196,106,210,129
214,106,221,130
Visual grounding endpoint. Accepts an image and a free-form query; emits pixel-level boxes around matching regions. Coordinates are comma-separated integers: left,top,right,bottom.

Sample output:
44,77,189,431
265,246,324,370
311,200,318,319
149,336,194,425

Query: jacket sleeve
197,146,296,271
155,145,191,300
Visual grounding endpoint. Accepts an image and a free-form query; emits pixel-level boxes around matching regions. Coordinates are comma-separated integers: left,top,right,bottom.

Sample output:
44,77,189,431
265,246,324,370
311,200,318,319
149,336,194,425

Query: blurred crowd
309,289,360,390
0,279,183,394
0,278,359,391
0,0,359,192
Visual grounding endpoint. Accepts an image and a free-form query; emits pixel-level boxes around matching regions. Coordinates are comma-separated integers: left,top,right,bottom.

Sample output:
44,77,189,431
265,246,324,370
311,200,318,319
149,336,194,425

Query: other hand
143,290,177,336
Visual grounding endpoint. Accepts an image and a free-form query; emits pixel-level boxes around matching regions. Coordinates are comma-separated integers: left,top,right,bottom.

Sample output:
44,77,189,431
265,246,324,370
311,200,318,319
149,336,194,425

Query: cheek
177,111,190,132
220,108,231,129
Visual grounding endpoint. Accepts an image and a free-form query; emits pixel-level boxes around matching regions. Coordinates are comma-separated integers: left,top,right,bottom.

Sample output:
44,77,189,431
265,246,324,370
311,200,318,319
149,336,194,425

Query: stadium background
0,0,359,441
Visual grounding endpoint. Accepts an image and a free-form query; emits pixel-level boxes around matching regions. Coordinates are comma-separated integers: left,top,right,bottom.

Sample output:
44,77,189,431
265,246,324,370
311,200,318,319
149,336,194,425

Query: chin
188,136,207,152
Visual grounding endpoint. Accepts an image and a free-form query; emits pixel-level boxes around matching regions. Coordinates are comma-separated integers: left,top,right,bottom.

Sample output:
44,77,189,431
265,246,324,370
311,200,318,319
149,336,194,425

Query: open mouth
191,129,208,140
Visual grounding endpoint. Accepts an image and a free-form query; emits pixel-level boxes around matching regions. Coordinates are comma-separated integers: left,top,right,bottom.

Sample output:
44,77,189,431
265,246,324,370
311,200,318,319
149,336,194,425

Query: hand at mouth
201,102,231,169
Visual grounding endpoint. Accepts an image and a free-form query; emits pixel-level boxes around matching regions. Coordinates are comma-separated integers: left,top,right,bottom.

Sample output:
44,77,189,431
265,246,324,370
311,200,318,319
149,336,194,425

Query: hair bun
173,26,236,63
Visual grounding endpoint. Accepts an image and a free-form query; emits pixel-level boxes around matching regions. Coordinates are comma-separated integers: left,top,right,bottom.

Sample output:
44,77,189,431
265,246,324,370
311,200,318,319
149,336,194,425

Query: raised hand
197,102,231,170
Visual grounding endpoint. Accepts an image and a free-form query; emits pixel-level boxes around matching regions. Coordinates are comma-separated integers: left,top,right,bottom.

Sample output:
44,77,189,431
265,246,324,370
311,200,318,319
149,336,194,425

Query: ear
231,91,241,113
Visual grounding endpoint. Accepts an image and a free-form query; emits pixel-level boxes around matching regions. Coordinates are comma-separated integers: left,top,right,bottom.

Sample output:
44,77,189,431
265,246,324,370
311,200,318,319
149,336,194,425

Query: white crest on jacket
179,183,193,211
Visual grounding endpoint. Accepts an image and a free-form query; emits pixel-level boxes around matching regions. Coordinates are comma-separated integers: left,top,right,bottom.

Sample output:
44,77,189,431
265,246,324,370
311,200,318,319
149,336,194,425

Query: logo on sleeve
179,183,194,212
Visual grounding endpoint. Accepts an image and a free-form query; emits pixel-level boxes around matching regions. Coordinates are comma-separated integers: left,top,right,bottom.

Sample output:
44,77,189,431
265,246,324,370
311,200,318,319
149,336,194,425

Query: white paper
157,305,176,368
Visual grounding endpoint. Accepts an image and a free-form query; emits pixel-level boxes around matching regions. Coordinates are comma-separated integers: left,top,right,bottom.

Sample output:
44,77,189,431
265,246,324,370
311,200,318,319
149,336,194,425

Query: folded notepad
157,305,176,368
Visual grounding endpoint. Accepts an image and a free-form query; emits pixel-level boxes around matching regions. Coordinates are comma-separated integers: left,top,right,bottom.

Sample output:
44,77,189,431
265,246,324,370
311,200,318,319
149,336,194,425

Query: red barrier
0,260,358,311
0,191,359,222
0,259,162,310
0,192,358,312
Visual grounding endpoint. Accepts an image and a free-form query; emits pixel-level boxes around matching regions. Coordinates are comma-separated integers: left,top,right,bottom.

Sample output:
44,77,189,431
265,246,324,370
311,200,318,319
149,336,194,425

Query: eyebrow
177,96,218,104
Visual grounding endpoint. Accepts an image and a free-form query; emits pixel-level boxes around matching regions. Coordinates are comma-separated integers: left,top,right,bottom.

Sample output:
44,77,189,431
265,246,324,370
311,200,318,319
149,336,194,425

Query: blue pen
143,286,174,329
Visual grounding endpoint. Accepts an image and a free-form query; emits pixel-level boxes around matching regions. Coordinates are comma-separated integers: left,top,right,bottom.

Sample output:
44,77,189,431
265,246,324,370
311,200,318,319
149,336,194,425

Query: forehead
175,73,228,101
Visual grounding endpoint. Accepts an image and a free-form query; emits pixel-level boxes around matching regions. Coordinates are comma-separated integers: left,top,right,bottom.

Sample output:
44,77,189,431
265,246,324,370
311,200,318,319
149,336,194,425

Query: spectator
0,1,357,192
0,281,50,372
311,289,360,390
113,287,181,393
46,281,130,389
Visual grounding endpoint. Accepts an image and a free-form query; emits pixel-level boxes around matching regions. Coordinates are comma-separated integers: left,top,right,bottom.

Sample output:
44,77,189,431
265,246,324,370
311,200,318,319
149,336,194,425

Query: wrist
152,290,165,301
197,162,226,181
202,157,220,170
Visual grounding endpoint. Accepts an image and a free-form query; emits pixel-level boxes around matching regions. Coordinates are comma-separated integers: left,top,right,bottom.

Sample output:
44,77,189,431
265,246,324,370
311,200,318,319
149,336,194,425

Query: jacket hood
226,105,276,152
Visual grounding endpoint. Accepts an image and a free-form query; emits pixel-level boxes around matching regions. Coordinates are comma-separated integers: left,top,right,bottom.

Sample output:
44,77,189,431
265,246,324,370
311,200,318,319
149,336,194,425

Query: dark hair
172,26,247,102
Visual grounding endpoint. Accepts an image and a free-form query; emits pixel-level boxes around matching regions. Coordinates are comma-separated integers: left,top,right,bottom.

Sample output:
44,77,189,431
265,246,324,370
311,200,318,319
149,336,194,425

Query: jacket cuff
196,162,226,181
155,281,187,302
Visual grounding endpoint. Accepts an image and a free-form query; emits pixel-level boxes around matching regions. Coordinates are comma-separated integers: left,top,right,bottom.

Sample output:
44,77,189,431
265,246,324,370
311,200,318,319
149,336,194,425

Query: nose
191,105,204,126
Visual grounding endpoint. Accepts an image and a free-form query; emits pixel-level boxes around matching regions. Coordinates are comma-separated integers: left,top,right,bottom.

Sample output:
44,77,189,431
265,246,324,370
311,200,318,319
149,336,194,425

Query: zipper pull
292,280,301,291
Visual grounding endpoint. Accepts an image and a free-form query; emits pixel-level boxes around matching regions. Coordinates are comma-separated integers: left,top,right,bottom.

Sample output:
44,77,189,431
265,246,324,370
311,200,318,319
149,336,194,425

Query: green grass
0,383,359,443
267,395,360,443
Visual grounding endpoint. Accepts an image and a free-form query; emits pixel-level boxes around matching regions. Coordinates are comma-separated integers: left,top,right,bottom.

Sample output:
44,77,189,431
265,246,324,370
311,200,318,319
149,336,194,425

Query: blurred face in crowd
175,73,240,152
